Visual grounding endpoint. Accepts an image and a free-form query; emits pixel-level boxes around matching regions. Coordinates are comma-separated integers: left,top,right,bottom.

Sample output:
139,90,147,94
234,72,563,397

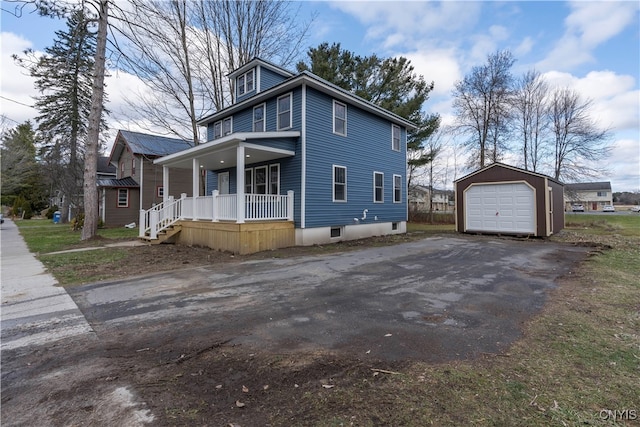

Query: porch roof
153,131,299,171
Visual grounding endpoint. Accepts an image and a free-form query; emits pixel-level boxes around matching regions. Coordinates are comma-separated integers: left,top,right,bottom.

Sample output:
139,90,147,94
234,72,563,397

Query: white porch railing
140,190,294,239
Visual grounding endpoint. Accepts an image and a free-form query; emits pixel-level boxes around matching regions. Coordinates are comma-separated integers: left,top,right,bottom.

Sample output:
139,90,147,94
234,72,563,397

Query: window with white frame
245,169,253,194
237,69,255,96
277,93,292,130
213,118,232,139
222,117,232,136
131,158,136,176
117,188,129,207
374,172,384,203
255,166,267,194
120,161,125,177
333,165,347,202
269,164,280,194
333,100,346,136
253,104,265,132
392,124,401,151
393,174,402,203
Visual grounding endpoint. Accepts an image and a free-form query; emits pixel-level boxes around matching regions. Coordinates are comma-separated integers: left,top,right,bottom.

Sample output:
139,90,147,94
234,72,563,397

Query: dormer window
237,69,255,96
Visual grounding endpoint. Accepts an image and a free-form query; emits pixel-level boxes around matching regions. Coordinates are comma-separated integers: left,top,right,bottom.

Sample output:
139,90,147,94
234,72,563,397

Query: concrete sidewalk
1,218,93,351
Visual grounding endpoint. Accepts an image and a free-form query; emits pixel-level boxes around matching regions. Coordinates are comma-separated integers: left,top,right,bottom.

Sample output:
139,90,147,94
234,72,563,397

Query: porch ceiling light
220,160,225,163
246,154,250,158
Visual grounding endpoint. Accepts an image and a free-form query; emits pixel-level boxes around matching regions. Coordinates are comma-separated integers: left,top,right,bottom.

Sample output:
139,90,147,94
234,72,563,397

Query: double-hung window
222,117,232,136
393,174,402,203
374,172,384,203
253,104,265,132
255,166,267,194
213,117,232,139
237,69,255,96
333,100,346,136
213,121,222,139
392,124,401,151
277,93,292,130
269,164,280,194
245,169,253,194
117,188,129,207
333,165,347,202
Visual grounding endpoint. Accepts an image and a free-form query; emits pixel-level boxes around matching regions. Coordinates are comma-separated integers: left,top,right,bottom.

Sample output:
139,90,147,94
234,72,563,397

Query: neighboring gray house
564,182,613,211
144,57,416,253
409,185,454,213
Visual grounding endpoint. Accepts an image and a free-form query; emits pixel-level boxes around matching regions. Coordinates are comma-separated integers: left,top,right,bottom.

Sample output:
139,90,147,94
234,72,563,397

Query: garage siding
455,163,564,237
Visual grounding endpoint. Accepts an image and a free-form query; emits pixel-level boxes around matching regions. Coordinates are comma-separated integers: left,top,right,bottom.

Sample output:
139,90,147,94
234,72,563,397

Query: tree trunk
81,0,108,240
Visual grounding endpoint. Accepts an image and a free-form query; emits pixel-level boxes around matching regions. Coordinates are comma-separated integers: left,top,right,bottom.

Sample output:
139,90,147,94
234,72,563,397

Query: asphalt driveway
69,235,589,362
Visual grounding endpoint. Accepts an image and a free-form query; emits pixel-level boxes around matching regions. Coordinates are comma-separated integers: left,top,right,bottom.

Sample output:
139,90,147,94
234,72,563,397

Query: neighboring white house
409,185,454,212
564,182,613,211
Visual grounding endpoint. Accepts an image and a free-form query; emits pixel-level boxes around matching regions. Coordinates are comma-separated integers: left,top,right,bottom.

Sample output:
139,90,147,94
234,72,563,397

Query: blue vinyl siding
304,87,407,228
260,67,289,92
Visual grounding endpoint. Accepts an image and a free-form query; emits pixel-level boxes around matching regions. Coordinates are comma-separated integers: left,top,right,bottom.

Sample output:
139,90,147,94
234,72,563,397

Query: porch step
139,224,182,244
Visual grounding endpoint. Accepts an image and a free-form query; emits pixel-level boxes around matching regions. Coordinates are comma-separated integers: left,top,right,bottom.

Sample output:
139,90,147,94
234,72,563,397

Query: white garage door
465,183,535,234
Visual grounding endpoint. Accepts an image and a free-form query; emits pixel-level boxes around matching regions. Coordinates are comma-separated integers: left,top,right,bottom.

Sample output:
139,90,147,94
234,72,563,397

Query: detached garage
454,163,564,237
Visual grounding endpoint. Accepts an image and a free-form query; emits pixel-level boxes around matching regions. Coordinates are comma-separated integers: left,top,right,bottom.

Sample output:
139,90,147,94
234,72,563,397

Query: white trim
393,174,402,203
301,83,307,228
117,188,129,208
333,165,347,202
333,100,347,136
295,222,406,246
269,163,280,195
254,165,268,194
277,92,293,130
373,171,384,203
139,158,144,209
391,124,401,152
197,73,416,131
253,103,266,132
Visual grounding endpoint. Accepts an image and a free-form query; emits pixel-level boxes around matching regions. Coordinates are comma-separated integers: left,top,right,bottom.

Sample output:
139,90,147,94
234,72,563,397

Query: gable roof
97,156,116,175
227,57,293,80
454,162,563,185
109,130,194,165
564,182,611,191
198,62,417,131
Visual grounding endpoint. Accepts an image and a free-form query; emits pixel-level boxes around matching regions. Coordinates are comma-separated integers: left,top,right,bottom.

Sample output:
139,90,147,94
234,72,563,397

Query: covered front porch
140,131,299,253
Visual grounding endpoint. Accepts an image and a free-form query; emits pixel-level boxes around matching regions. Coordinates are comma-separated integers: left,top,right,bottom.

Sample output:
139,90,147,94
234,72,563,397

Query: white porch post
236,144,245,223
212,189,219,222
287,190,294,221
163,165,169,203
192,158,200,220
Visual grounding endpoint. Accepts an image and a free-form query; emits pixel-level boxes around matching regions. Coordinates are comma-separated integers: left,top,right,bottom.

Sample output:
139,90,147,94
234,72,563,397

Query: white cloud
514,36,534,57
328,1,482,50
537,1,639,71
607,138,640,192
542,70,638,132
0,32,39,126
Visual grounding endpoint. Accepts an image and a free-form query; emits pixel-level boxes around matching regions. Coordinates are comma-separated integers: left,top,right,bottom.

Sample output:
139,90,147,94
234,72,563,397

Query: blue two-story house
143,58,416,254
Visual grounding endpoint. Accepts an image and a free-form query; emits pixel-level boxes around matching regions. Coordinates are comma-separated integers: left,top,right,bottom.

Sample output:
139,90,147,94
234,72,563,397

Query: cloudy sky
1,1,639,191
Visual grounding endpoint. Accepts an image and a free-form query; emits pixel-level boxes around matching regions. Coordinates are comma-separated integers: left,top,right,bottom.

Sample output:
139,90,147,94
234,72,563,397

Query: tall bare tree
112,0,313,143
452,50,515,168
81,0,108,240
512,70,549,172
548,87,611,181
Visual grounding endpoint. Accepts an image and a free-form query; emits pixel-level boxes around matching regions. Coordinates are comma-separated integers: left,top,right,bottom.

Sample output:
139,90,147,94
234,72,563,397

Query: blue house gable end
259,67,290,93
303,86,407,229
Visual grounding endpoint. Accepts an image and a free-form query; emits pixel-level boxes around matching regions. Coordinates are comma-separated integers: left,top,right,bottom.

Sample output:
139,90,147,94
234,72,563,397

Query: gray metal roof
118,130,194,156
96,177,139,188
564,182,611,191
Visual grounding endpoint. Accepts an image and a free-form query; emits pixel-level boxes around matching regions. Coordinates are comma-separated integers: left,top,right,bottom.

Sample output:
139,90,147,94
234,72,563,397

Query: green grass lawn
15,219,139,254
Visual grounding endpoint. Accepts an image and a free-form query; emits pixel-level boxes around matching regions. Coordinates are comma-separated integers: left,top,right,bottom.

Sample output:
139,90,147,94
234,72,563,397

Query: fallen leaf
263,385,270,390
235,400,245,408
215,384,223,389
242,385,249,393
322,384,335,389
384,333,392,337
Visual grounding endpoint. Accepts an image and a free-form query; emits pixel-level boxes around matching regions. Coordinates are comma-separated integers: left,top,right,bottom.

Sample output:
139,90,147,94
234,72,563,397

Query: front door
218,172,230,195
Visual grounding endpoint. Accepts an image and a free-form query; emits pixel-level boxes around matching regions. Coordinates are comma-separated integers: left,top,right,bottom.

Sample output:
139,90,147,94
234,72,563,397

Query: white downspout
139,157,144,209
163,165,169,204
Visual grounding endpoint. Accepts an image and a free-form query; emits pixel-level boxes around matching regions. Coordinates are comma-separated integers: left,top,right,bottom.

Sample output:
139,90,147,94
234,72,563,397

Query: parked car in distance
572,204,585,212
630,206,640,212
0,213,3,224
602,205,615,212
